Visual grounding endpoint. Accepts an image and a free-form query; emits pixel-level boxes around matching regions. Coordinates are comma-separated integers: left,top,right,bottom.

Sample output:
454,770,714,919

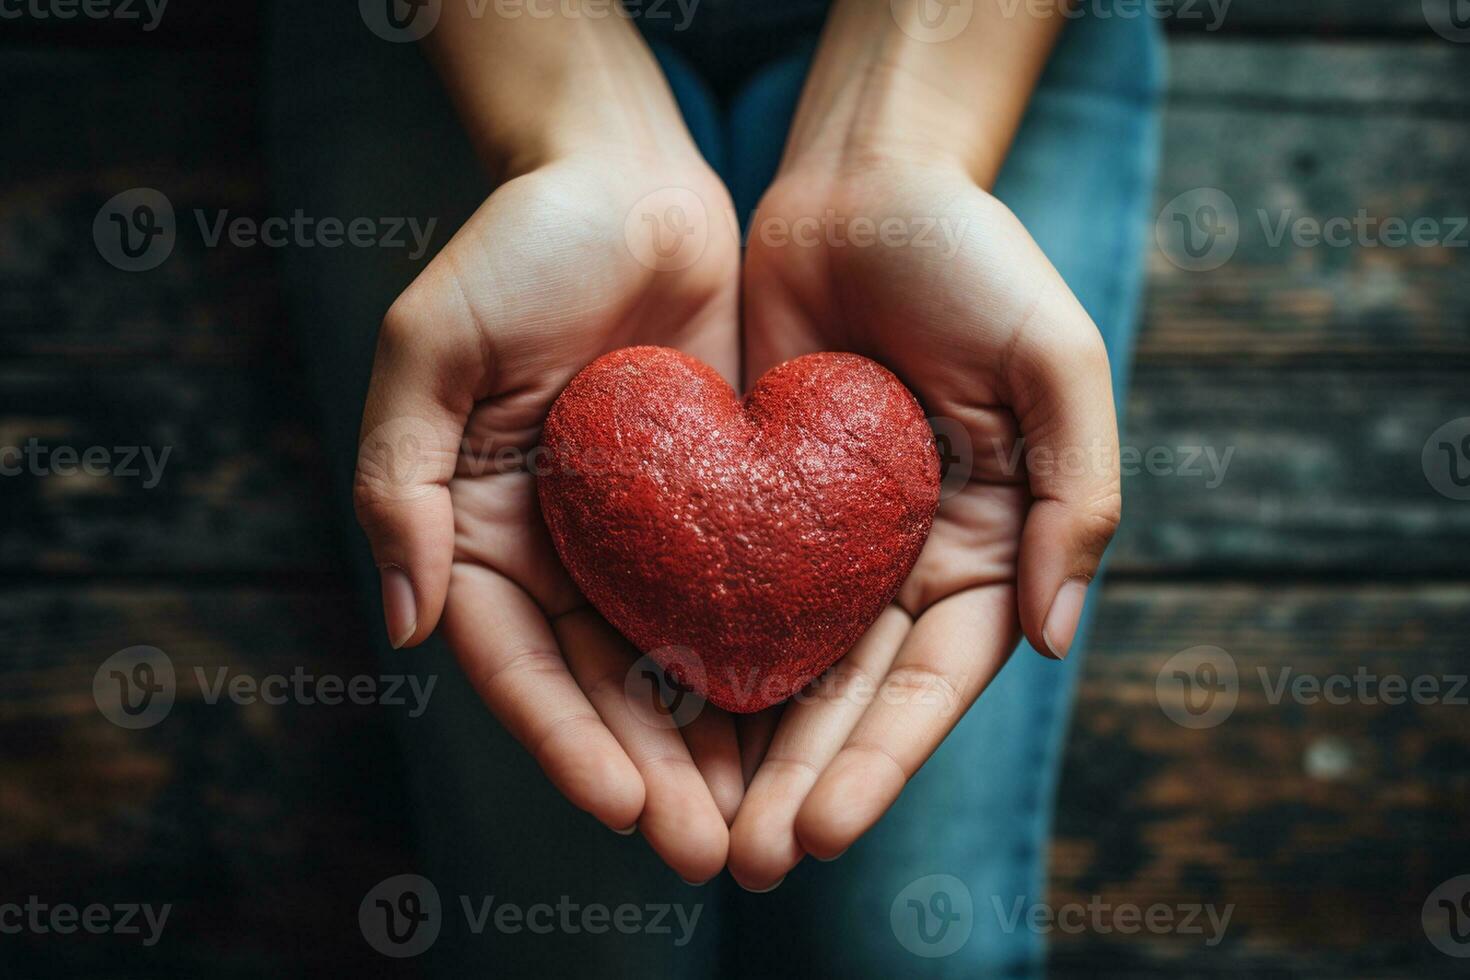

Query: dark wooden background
2,2,1468,977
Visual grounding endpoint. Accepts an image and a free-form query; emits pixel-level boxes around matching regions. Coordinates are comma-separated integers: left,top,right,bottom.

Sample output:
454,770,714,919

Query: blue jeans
265,7,1161,977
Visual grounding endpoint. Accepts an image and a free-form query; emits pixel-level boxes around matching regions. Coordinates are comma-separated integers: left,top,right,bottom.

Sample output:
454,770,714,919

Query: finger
442,564,645,833
678,707,746,825
795,587,1016,859
1004,281,1121,660
556,610,731,885
736,708,781,785
354,274,489,649
728,607,910,891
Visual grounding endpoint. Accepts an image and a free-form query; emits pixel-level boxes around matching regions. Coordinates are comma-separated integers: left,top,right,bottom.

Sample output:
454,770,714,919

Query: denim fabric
701,17,1164,977
264,6,1161,977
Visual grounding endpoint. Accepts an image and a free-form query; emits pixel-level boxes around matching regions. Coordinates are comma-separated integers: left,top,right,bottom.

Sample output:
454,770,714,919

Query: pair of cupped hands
352,132,1123,889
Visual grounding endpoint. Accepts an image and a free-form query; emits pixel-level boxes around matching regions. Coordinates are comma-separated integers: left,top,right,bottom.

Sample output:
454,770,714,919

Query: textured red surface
538,346,940,712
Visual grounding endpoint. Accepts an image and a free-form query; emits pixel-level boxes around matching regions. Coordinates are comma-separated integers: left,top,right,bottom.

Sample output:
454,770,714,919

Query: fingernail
740,876,784,894
612,823,638,836
680,877,710,887
379,564,417,649
1042,577,1089,660
815,848,848,863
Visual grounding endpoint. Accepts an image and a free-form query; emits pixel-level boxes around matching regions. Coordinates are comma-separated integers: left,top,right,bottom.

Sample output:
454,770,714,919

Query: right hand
352,144,743,884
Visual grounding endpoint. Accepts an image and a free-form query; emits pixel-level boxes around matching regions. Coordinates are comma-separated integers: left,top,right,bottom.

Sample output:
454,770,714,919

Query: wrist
777,0,1065,189
491,86,705,183
777,64,997,188
423,9,702,181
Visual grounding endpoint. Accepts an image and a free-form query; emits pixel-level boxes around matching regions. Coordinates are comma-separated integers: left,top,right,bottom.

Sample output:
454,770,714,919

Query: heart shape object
538,346,940,712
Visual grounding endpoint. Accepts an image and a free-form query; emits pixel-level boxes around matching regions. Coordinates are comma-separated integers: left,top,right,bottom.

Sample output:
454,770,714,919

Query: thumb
353,293,481,650
1007,287,1123,661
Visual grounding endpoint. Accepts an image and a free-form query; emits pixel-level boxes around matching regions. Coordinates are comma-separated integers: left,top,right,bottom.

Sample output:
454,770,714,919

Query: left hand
727,153,1123,890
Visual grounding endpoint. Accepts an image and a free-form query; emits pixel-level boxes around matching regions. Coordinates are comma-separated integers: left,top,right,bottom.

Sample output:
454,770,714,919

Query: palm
754,165,1039,619
364,150,747,882
442,152,741,625
727,162,1114,888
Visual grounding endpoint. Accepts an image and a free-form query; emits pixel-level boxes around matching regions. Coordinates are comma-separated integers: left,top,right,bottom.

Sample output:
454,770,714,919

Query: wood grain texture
7,583,1463,976
1166,38,1470,104
0,0,1440,45
1141,41,1470,361
2,15,1467,980
0,51,277,361
0,587,416,979
1051,583,1470,977
1111,367,1470,574
1176,0,1448,33
6,42,1467,366
0,367,336,573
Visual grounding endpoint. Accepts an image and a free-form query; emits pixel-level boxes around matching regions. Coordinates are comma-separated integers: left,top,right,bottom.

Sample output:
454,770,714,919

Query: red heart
538,346,940,712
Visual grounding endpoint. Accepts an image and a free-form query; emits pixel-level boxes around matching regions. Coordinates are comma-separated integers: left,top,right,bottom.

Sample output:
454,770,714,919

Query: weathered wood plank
0,0,1439,45
1111,367,1470,574
0,50,277,361
1142,43,1470,360
1167,38,1470,105
0,586,413,978
5,581,1462,976
1051,582,1470,977
6,41,1467,363
0,367,337,573
1174,0,1446,34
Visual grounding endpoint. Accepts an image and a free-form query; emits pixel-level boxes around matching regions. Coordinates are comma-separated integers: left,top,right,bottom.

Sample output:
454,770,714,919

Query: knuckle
758,753,823,782
376,295,421,356
352,440,435,519
878,664,964,715
477,646,568,694
1077,491,1124,556
802,659,880,707
377,267,491,387
355,412,446,509
351,474,389,524
583,667,630,705
351,470,407,531
841,739,912,785
1030,317,1110,372
638,752,704,781
1093,491,1124,531
1076,329,1112,371
527,711,604,768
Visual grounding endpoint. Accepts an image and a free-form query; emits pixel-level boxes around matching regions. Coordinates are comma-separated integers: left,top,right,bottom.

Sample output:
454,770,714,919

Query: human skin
726,1,1123,892
352,0,1122,889
352,6,744,885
